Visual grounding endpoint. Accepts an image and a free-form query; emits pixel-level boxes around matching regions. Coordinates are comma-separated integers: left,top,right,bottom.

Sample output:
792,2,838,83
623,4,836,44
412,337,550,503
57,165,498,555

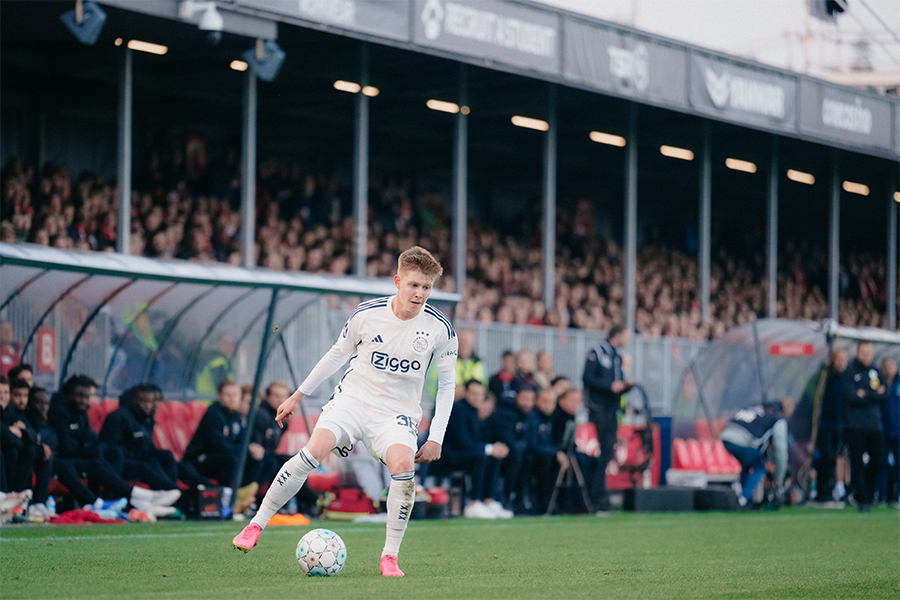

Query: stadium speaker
242,40,285,83
60,1,107,46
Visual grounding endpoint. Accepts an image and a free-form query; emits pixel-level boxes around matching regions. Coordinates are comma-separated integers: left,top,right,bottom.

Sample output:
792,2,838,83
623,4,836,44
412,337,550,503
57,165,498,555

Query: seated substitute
48,374,180,517
442,379,512,519
526,388,569,514
485,386,535,513
551,388,596,514
721,398,795,507
2,377,36,495
183,379,259,511
100,384,187,492
252,380,318,514
22,387,57,519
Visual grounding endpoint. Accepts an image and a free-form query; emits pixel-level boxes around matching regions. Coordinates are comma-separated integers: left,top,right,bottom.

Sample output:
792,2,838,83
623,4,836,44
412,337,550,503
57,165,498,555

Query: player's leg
233,428,337,552
380,443,416,577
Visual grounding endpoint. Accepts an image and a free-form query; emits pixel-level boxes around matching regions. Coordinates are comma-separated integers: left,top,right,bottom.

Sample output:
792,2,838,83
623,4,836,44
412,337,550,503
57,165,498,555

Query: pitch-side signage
412,0,560,75
562,17,687,109
769,342,815,357
799,80,893,152
690,52,797,130
237,0,410,41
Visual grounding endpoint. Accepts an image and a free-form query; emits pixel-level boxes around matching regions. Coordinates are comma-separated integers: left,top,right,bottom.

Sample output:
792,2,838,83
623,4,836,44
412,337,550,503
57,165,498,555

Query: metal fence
3,289,706,417
461,321,707,416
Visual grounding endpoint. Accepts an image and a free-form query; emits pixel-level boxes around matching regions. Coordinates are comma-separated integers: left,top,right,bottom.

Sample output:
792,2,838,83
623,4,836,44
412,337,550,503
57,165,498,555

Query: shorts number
396,415,418,438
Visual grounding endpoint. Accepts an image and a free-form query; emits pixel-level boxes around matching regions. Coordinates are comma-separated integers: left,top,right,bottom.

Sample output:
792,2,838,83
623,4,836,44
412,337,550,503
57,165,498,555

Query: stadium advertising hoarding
237,0,410,41
412,0,560,76
799,79,894,153
689,51,797,131
562,17,687,109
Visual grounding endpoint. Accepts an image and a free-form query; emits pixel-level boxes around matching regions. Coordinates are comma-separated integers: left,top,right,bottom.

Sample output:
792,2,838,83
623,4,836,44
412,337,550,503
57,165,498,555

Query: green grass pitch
2,508,898,599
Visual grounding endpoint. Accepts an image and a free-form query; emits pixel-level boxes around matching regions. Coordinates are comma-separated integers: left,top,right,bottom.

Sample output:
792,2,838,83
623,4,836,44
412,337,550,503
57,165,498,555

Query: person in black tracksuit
183,380,255,487
484,387,535,512
2,378,35,494
100,385,181,491
441,380,510,517
23,387,57,508
842,342,888,511
582,324,633,513
48,375,180,513
526,388,568,514
252,381,317,512
813,349,848,503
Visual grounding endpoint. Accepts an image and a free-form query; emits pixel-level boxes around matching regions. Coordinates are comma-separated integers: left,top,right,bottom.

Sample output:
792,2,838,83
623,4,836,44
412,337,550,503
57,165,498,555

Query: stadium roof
101,0,899,161
2,1,896,224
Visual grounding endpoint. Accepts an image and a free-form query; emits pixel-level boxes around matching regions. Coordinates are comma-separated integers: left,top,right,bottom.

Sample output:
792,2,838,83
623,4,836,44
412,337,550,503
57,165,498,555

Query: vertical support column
829,150,840,322
231,288,280,502
116,48,133,255
241,70,258,268
624,103,638,334
888,168,898,330
452,65,468,295
542,84,558,312
767,135,779,319
352,42,370,277
699,121,712,324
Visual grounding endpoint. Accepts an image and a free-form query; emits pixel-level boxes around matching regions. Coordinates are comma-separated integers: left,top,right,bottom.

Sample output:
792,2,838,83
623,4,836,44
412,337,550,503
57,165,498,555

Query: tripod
545,422,594,515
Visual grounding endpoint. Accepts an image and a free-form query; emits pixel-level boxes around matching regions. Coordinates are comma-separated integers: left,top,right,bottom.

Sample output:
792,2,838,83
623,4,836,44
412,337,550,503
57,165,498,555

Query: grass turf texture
1,508,898,599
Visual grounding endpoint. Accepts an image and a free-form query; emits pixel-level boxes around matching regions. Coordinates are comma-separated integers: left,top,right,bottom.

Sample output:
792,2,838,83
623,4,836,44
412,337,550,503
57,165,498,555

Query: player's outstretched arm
275,390,304,428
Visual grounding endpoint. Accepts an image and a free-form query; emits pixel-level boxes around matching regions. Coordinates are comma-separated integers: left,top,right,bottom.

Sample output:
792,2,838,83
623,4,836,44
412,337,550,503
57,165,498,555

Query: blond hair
398,246,443,281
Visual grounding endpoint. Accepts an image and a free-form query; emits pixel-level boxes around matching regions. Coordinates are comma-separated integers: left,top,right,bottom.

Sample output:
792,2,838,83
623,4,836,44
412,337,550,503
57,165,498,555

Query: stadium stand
0,155,890,340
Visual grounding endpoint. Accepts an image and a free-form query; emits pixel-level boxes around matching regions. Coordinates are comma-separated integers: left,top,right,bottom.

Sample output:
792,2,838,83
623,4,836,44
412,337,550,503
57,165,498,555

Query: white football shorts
314,396,419,464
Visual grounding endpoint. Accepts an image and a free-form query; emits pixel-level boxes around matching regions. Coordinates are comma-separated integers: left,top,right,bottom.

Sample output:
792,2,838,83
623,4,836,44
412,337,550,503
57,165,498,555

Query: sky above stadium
537,0,900,76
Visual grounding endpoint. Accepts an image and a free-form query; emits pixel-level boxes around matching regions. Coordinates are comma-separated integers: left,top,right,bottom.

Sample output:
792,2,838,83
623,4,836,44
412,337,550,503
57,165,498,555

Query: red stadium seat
275,414,311,456
154,401,203,461
87,402,106,433
685,438,706,472
101,398,119,419
672,438,698,470
188,401,208,429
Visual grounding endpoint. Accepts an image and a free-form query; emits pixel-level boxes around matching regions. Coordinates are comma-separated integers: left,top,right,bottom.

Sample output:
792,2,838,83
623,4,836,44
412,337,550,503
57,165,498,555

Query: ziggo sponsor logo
371,351,422,373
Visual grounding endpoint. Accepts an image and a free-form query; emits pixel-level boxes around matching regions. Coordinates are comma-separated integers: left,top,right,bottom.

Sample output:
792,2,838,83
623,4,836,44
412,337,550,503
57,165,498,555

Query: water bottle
46,496,57,515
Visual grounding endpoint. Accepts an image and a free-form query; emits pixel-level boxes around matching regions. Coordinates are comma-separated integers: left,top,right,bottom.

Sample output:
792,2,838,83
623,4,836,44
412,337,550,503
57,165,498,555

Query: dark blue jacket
843,359,887,432
48,393,100,458
443,399,487,462
100,402,158,458
583,341,623,411
526,409,557,458
252,402,284,455
484,398,530,448
819,367,845,430
183,401,244,463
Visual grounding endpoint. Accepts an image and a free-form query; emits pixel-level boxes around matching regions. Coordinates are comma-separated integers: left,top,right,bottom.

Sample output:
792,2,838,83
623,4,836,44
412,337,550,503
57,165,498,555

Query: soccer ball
295,528,347,576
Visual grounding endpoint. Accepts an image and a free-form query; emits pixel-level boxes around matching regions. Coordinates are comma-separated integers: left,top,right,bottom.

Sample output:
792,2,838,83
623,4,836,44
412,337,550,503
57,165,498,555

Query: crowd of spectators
1,153,893,340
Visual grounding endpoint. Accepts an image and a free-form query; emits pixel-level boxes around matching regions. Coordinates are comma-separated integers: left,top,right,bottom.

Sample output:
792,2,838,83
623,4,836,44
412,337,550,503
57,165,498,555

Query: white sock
250,448,319,529
382,471,415,557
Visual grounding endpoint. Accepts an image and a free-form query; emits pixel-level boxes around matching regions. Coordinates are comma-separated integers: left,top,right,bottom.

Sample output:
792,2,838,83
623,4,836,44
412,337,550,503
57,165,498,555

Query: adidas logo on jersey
371,335,384,343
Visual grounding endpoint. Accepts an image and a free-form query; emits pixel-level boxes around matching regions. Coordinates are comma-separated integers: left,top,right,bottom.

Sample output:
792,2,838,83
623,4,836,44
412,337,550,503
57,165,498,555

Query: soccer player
233,247,458,577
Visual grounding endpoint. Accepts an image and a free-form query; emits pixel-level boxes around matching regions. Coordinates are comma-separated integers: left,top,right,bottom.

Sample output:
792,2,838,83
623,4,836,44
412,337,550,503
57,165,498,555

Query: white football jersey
324,296,458,422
